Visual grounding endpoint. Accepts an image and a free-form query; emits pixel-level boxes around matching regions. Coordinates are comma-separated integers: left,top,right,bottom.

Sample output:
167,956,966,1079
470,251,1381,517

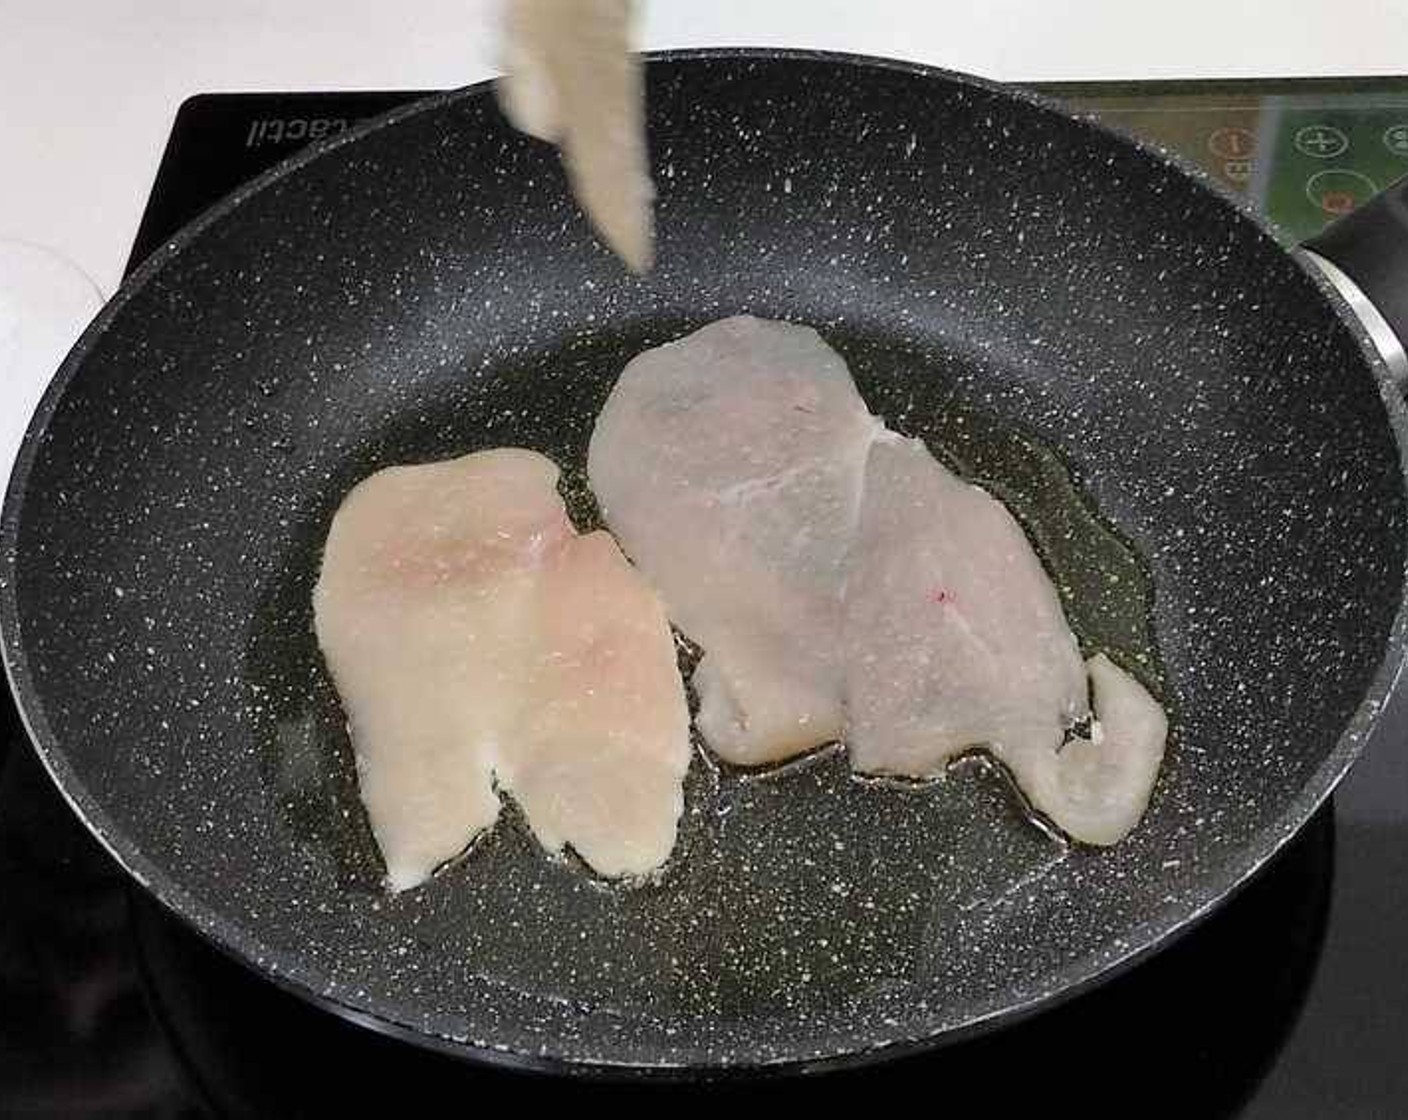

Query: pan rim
3,46,1407,1077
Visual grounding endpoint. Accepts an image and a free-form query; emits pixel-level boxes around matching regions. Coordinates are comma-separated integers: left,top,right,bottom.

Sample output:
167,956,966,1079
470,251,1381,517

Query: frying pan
3,50,1407,1074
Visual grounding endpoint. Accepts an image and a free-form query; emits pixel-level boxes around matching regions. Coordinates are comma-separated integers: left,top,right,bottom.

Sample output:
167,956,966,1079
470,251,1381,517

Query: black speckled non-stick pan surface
3,52,1407,1074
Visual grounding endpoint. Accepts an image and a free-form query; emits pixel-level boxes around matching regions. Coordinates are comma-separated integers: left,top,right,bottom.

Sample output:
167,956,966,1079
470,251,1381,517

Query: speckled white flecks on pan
312,448,690,889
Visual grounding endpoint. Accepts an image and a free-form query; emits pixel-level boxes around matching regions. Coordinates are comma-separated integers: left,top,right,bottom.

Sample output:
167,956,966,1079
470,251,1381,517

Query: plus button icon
1294,124,1349,159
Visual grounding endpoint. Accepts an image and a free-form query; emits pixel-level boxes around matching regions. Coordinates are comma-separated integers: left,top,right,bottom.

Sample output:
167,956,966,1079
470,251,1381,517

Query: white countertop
1,0,1406,474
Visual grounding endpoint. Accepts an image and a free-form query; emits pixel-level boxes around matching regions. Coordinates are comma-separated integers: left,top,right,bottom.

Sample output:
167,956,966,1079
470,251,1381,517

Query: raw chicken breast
589,316,1166,842
313,449,690,890
497,0,655,272
844,435,1165,845
499,531,692,876
588,316,881,766
1019,654,1168,846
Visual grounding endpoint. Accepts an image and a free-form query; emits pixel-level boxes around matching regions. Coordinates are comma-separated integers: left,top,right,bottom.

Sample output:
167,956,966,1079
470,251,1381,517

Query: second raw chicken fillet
313,449,691,891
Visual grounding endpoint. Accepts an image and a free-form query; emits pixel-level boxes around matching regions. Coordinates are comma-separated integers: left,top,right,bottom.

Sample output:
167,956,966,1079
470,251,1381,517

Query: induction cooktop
3,78,1406,1118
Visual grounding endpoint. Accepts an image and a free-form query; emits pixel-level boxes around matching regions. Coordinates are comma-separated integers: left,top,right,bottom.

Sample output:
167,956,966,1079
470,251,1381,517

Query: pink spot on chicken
927,587,954,605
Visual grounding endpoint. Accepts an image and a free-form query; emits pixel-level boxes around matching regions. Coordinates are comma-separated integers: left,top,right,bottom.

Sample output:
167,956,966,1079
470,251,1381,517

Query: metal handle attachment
1303,249,1408,390
1303,176,1408,389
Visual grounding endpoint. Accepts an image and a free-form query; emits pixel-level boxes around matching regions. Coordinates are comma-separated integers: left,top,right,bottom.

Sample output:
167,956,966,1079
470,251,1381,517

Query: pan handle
1303,177,1408,388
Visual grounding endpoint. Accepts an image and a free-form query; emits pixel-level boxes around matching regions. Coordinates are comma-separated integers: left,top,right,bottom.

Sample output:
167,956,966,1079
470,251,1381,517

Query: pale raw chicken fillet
588,316,881,766
313,448,690,890
843,434,1164,845
497,0,655,272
